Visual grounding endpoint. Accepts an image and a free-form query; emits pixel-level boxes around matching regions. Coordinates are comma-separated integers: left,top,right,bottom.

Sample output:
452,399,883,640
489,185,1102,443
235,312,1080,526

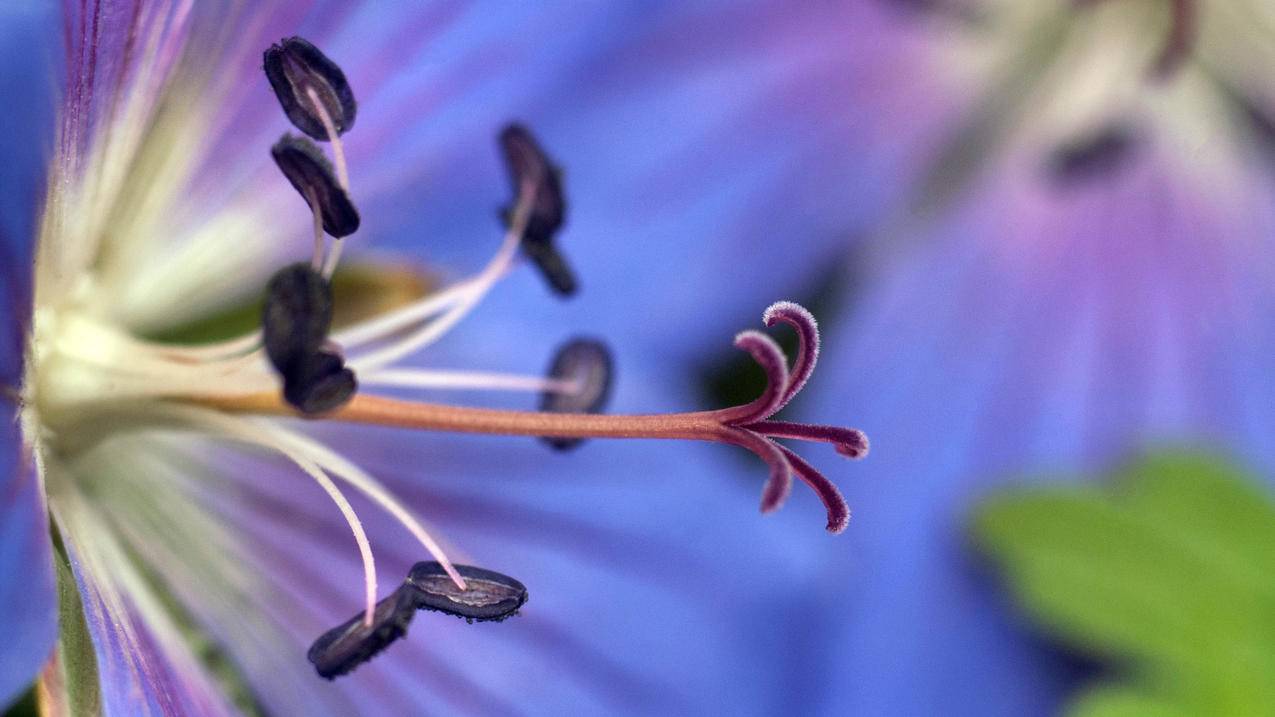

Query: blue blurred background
5,1,1275,715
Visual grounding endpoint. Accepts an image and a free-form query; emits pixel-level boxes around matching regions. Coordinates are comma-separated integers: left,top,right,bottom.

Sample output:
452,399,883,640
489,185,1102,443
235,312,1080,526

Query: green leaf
49,526,102,717
1069,684,1184,717
973,452,1275,716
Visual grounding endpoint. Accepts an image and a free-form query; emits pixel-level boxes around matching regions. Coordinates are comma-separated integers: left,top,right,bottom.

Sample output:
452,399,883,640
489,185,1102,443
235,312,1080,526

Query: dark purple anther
271,134,360,237
262,263,334,373
539,338,612,450
308,585,418,680
499,124,577,296
1046,124,1137,188
283,349,358,415
406,562,528,622
264,36,357,141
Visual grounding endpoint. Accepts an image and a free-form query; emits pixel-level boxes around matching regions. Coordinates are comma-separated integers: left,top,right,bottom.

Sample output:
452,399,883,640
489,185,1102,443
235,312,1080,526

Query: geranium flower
792,1,1275,714
0,3,873,715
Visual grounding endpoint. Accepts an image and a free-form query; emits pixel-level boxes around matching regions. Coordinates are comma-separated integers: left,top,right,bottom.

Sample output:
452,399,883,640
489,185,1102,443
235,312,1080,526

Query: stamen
282,348,357,415
406,562,528,623
262,263,334,374
304,84,352,278
306,86,350,191
306,186,325,270
499,124,577,296
539,338,613,450
154,331,262,362
332,272,501,349
288,452,380,625
263,37,357,142
346,178,536,372
308,561,525,680
257,421,468,591
271,134,360,238
261,263,358,414
1046,123,1137,187
360,368,578,395
308,584,417,679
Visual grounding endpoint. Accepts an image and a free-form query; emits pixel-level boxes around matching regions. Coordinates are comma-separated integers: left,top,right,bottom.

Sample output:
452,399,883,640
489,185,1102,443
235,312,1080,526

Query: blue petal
0,3,58,710
330,2,961,358
0,418,55,711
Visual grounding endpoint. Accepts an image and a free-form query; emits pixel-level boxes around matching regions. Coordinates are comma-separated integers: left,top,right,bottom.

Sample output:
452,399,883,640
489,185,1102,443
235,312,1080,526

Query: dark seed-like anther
1046,124,1137,188
283,349,357,415
499,124,577,296
271,134,360,237
522,241,578,296
308,585,418,680
263,263,334,373
264,36,357,141
539,338,613,450
406,562,528,622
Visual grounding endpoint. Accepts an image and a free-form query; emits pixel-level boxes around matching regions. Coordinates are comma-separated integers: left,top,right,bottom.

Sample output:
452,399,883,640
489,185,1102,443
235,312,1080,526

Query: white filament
360,367,578,395
346,179,534,373
137,404,383,625
249,419,469,591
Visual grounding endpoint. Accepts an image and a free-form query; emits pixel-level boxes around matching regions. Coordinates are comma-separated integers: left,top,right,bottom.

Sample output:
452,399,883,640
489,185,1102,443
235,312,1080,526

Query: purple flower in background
793,1,1275,714
0,2,881,715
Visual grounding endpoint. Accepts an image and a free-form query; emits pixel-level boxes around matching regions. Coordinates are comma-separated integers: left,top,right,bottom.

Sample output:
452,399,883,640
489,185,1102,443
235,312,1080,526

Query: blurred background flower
5,0,1275,716
799,1,1275,714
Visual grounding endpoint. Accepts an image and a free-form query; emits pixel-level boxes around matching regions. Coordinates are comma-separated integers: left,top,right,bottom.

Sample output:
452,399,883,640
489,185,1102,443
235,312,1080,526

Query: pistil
198,298,867,534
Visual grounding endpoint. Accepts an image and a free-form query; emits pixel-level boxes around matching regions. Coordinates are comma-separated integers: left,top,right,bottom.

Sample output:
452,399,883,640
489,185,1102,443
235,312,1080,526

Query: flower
784,1,1275,713
2,3,872,715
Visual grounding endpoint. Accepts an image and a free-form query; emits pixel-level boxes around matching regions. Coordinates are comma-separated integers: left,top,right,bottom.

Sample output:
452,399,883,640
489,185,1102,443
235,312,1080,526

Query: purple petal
52,510,238,716
353,2,967,361
801,72,1275,711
